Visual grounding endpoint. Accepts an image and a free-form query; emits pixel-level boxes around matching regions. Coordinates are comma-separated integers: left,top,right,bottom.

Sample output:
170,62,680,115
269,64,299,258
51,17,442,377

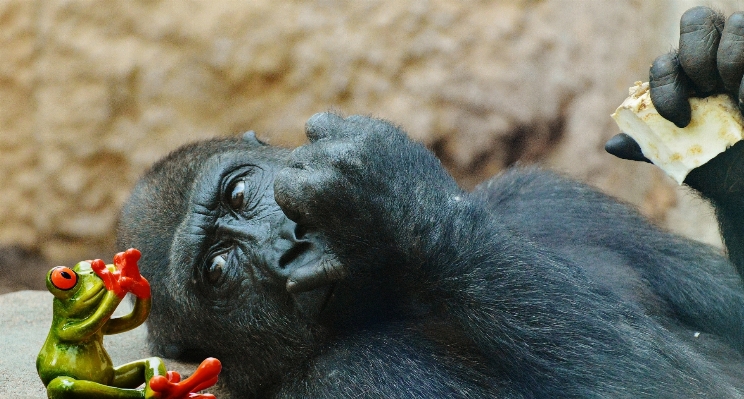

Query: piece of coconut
611,81,744,184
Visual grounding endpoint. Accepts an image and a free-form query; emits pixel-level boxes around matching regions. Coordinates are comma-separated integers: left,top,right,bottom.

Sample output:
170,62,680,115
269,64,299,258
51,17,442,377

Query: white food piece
611,81,744,184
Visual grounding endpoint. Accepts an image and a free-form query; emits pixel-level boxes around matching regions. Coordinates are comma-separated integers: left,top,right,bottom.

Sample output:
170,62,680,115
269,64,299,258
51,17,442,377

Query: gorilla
117,7,744,398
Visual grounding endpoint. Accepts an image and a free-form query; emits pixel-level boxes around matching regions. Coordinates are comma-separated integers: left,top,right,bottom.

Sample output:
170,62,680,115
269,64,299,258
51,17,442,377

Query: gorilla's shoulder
474,166,610,207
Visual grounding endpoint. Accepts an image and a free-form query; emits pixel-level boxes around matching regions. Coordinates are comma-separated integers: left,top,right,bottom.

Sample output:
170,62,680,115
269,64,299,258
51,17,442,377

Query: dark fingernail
605,133,652,163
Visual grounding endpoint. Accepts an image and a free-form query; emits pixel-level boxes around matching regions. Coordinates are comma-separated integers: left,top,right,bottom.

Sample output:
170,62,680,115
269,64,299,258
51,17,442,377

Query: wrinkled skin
118,137,329,396
119,8,744,399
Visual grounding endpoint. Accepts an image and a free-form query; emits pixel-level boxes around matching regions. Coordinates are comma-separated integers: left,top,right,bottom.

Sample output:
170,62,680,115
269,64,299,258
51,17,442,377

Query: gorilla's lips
278,241,314,273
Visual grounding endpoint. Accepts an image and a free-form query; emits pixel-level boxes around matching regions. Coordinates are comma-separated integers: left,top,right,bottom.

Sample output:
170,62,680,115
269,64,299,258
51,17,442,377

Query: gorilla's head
116,133,332,394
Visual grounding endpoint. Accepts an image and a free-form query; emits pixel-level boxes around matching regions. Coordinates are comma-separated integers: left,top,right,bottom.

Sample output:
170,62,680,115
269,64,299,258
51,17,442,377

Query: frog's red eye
50,266,77,290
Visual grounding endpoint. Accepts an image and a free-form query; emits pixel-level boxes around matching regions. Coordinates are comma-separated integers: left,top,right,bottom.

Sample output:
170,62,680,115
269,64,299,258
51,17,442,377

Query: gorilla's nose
272,218,317,279
279,217,306,242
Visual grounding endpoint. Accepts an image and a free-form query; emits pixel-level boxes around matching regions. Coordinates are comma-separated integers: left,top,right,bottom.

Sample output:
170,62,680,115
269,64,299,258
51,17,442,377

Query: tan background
0,0,738,289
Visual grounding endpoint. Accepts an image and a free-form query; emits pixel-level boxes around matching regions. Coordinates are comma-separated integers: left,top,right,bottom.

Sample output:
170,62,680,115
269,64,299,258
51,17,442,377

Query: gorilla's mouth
277,235,339,319
290,281,336,320
276,227,329,286
278,241,313,270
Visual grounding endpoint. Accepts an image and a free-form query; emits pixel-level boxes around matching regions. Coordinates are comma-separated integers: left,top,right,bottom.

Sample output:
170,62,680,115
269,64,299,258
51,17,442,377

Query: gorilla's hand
650,6,734,128
607,6,744,199
274,113,461,278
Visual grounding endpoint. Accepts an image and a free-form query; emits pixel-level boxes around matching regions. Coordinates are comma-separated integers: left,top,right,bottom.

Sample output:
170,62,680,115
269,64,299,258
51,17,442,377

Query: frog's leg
46,376,144,399
149,357,221,399
111,357,166,387
111,357,174,399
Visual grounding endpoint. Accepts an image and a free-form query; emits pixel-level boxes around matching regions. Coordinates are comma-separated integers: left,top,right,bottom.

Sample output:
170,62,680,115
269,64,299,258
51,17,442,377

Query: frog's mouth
83,285,106,305
66,279,107,317
78,280,106,306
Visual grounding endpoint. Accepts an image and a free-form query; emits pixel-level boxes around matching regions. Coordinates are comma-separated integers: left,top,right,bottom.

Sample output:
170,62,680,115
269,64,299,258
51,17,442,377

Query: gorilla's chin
291,284,336,319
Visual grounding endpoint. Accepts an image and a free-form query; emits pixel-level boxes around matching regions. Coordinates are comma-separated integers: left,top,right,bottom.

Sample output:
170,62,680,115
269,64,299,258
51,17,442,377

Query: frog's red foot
149,358,221,399
91,258,127,297
185,393,216,399
115,248,151,299
165,370,181,383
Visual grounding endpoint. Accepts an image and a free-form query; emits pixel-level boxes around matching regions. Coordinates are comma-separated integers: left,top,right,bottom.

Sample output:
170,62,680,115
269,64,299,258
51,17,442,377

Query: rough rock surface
0,0,738,268
0,290,227,398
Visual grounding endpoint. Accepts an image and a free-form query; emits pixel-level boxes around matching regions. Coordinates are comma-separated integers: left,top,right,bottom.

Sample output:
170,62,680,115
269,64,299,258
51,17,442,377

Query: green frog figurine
36,248,221,399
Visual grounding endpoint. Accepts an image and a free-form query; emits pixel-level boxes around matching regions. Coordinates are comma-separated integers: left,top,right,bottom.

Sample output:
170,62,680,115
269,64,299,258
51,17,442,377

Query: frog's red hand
114,248,151,299
149,357,222,399
91,259,126,297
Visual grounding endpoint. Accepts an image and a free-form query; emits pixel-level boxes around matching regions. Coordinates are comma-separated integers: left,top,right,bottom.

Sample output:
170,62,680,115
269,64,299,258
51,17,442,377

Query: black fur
117,7,744,397
118,112,744,397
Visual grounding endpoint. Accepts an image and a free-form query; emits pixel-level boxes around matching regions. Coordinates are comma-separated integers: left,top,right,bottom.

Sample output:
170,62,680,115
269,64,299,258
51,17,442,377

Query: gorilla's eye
207,254,226,283
229,180,245,210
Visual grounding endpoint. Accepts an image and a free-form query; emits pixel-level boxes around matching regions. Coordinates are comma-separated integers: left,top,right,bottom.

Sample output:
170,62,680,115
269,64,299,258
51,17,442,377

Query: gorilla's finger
286,143,321,170
305,112,345,142
274,168,333,224
717,12,744,95
678,6,725,95
287,140,357,173
649,52,692,128
604,133,651,163
738,78,744,115
273,169,305,223
286,255,346,293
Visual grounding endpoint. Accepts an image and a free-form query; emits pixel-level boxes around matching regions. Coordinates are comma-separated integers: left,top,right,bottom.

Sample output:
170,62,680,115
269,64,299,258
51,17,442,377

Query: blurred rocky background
0,0,737,293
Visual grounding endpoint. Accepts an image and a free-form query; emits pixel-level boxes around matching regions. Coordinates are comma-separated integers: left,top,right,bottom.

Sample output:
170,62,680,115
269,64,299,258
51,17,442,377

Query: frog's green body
36,249,221,399
37,256,164,399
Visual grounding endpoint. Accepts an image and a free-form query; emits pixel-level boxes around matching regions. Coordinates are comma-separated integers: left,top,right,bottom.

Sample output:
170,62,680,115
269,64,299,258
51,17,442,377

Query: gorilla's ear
242,130,267,146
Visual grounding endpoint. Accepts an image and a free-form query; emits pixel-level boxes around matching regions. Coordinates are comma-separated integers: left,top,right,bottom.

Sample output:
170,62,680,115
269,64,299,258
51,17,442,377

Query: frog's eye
50,266,78,290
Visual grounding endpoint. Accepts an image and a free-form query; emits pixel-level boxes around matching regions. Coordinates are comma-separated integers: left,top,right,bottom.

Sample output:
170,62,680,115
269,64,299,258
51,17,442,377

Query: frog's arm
56,290,122,341
103,296,152,335
99,248,152,335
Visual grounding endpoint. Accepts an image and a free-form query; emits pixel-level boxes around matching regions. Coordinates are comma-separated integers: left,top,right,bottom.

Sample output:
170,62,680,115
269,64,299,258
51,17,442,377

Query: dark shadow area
0,246,53,294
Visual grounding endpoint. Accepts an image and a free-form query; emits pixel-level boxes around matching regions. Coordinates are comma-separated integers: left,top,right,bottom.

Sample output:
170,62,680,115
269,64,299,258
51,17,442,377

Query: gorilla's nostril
294,224,308,240
278,242,311,270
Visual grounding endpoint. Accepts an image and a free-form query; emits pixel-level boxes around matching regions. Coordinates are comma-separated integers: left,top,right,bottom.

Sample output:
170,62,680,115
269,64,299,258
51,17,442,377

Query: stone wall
0,0,739,267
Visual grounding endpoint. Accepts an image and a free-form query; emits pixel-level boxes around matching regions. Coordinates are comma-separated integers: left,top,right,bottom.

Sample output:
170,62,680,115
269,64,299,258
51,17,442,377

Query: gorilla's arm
276,326,518,398
274,113,734,397
607,6,744,277
473,168,744,354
